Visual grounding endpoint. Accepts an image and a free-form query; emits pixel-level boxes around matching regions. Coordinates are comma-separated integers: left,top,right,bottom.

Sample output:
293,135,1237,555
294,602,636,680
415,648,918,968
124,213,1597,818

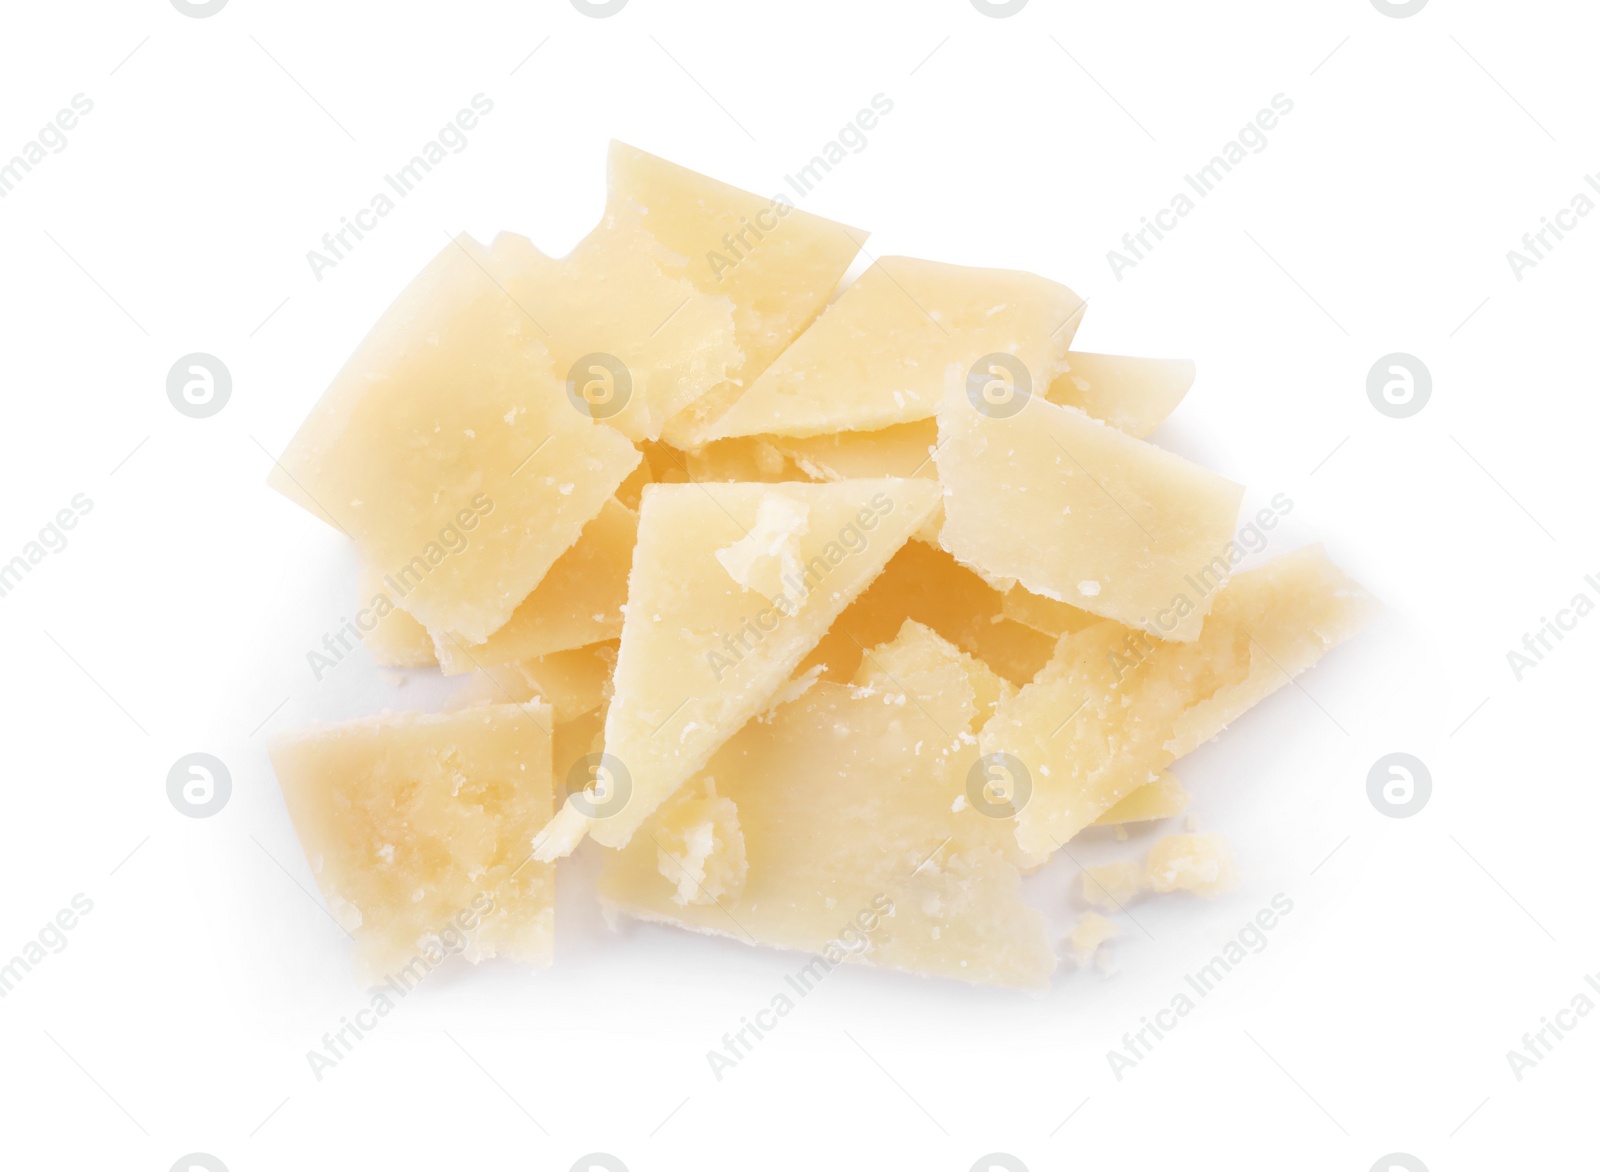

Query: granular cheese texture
265,142,1374,992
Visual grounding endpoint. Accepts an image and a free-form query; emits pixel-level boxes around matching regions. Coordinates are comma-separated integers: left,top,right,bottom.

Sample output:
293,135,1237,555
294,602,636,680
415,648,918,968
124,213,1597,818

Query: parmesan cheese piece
1093,772,1189,826
597,624,1055,989
605,142,865,447
268,704,556,979
1145,833,1237,896
1068,912,1119,967
683,436,800,483
541,478,941,855
1046,353,1195,438
853,619,1014,731
268,234,641,644
937,377,1244,642
1167,544,1378,757
433,498,636,675
704,257,1085,441
1000,585,1099,640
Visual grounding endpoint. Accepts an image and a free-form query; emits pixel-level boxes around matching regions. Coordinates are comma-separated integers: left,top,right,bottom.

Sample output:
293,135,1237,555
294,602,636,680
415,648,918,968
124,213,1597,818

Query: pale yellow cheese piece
606,142,865,446
683,436,801,483
852,619,1013,731
1046,353,1195,438
1081,861,1145,911
776,419,940,482
936,378,1244,642
268,234,641,644
704,257,1085,441
1168,544,1378,757
268,704,556,980
800,538,1055,687
1068,911,1119,967
981,618,1252,865
541,477,941,855
356,569,437,668
1093,772,1189,826
477,223,742,441
1145,833,1237,896
433,498,637,675
447,643,614,724
597,624,1055,989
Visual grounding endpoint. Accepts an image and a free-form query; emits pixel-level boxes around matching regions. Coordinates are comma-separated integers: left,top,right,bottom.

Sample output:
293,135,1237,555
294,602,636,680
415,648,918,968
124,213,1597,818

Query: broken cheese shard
1145,833,1237,896
683,436,801,483
715,493,810,601
547,477,941,854
1167,544,1378,757
1046,353,1194,438
434,498,637,675
1093,772,1189,826
269,234,641,643
936,377,1244,642
1001,585,1099,640
1068,912,1119,967
704,257,1085,441
606,142,865,446
477,224,742,441
597,625,1055,989
268,704,556,979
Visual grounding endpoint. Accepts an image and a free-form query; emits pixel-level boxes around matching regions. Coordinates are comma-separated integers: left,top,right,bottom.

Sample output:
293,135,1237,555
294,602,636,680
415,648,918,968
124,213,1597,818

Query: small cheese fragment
1068,912,1119,967
356,569,438,668
1093,773,1190,826
1167,544,1378,757
776,419,940,482
434,498,637,675
853,619,1014,731
1081,861,1145,911
982,618,1252,865
268,704,556,979
542,478,941,854
651,779,748,907
606,142,865,446
715,494,810,601
1145,833,1237,896
598,625,1055,989
268,234,641,643
704,257,1085,441
936,378,1244,642
1046,353,1195,438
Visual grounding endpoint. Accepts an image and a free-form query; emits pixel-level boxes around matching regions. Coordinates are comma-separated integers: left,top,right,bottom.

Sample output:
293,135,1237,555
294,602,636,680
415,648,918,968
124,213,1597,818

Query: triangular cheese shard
604,142,867,446
704,256,1086,441
269,234,641,643
597,621,1056,989
434,497,637,675
1046,353,1195,438
937,373,1243,642
268,704,556,980
541,478,940,854
476,222,743,442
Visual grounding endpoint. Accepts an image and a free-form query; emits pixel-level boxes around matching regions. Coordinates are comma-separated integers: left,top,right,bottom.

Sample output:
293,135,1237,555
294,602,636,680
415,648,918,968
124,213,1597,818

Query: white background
0,1,1593,1169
